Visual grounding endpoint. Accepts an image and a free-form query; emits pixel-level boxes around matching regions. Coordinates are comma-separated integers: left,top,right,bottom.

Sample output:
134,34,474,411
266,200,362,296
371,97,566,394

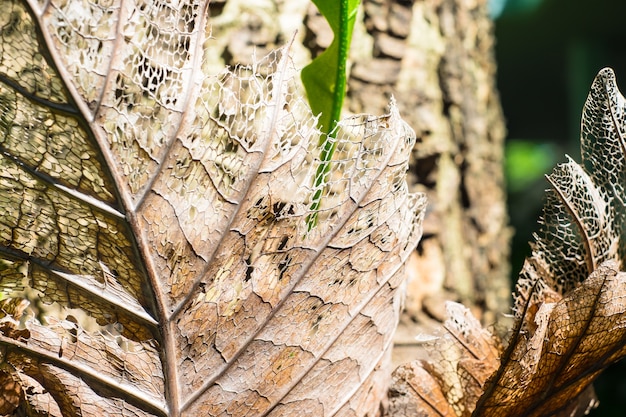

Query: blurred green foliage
505,140,557,192
495,0,626,414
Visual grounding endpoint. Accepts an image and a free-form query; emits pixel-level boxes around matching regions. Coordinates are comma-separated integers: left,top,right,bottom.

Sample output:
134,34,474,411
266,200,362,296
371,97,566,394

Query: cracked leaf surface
0,1,424,416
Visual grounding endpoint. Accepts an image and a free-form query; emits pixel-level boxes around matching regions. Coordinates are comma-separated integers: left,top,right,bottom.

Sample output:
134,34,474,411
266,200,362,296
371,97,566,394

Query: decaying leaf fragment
0,368,21,415
473,262,626,416
0,0,425,416
389,68,626,417
387,302,501,417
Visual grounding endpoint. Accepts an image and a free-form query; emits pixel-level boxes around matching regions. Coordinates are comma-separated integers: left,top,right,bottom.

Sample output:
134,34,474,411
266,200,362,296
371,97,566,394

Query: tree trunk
343,0,512,364
207,0,511,366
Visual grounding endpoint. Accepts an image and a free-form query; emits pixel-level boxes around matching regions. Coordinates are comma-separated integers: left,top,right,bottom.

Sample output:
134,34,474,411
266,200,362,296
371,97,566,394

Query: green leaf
302,0,359,134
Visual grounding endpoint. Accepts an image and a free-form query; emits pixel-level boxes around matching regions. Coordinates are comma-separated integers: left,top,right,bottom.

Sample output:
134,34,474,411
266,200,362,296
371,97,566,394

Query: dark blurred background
493,0,626,414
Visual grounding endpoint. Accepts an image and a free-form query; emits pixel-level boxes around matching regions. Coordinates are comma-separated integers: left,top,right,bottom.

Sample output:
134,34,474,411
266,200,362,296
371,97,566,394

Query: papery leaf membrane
0,0,424,416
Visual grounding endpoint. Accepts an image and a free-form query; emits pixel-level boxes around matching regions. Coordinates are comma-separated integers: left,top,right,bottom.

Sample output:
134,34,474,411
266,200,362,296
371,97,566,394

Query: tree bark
207,0,511,366
343,0,512,364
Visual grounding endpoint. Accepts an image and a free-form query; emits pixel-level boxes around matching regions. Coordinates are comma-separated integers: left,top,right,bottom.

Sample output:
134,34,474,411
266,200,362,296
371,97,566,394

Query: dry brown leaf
0,0,425,416
474,68,626,417
387,302,501,417
474,263,626,416
0,368,21,415
389,68,626,417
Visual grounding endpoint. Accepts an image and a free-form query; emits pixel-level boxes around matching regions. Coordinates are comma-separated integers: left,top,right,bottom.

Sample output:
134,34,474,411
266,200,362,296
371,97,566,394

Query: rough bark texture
206,0,511,365
349,0,512,364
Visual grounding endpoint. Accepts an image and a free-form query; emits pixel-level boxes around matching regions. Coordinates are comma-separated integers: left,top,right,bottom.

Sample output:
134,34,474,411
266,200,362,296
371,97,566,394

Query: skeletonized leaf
474,68,626,416
0,1,424,416
387,68,626,417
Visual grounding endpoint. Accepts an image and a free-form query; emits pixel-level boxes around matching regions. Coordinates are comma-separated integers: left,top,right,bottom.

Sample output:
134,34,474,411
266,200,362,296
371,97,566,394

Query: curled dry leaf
474,68,626,417
474,262,625,416
0,0,425,416
389,69,626,416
